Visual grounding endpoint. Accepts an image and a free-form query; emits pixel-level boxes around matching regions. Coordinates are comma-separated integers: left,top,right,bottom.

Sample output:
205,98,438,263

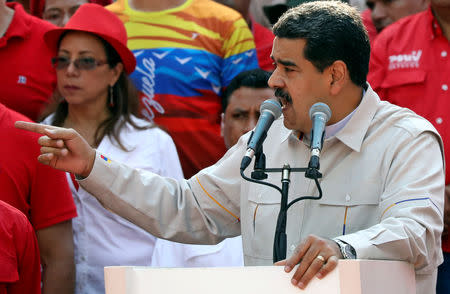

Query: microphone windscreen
260,99,282,119
309,102,331,122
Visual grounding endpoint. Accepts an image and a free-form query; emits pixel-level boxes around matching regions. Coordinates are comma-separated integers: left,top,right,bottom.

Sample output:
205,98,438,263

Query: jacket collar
280,83,380,153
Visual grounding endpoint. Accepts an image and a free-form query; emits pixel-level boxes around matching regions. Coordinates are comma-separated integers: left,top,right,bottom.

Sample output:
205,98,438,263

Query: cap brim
44,28,136,74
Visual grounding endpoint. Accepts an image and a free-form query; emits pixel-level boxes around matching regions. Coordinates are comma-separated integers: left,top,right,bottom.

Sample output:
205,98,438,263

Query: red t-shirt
361,9,378,46
0,103,76,230
0,3,56,121
368,6,450,252
252,19,275,71
0,200,41,294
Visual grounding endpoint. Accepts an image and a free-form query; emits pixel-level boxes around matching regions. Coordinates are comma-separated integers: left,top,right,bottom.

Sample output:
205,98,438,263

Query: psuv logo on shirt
388,50,422,70
17,75,27,84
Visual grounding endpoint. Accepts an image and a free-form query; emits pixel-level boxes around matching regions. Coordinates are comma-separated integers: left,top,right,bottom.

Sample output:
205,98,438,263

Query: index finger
15,121,56,135
16,121,80,141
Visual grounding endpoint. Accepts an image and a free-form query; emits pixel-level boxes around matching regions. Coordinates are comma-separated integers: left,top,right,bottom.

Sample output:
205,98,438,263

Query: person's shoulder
128,115,151,126
6,2,53,38
0,200,29,228
0,103,33,125
0,105,41,158
25,9,57,34
126,116,173,141
40,113,55,125
375,10,427,44
376,101,438,137
30,16,56,31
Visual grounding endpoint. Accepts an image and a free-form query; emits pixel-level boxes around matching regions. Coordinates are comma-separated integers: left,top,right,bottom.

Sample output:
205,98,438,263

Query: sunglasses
51,56,108,70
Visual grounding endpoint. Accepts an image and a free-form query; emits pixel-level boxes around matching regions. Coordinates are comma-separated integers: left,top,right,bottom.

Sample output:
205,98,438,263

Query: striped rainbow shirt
107,0,258,178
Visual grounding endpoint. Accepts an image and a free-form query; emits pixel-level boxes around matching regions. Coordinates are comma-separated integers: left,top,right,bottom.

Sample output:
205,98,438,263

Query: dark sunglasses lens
51,57,70,69
76,58,97,70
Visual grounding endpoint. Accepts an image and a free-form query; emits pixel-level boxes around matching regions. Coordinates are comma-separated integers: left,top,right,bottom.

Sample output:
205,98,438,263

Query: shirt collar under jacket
281,83,379,153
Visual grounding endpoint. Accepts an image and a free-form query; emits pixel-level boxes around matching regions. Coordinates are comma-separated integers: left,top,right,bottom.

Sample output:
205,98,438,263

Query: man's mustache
274,88,292,104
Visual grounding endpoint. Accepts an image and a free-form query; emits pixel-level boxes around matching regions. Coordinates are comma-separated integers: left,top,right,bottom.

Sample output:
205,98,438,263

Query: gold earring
109,85,114,107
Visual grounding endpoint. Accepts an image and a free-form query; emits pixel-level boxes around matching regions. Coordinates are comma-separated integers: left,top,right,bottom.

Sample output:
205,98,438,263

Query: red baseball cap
44,3,136,74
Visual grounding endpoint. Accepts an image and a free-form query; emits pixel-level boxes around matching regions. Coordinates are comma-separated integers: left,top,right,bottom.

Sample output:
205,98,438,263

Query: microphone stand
240,149,323,263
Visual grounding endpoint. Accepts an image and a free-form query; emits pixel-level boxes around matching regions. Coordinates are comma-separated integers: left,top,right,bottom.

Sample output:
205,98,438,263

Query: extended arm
15,120,242,244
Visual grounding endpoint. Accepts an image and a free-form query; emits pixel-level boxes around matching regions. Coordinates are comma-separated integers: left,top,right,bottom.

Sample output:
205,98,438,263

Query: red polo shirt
0,3,56,121
0,103,76,231
368,6,450,252
0,201,41,294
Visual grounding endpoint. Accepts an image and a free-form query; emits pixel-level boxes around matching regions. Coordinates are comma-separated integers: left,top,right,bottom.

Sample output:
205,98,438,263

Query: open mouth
275,88,292,108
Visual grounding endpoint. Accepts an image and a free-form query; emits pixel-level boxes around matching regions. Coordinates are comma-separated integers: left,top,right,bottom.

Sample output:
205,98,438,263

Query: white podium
104,260,415,294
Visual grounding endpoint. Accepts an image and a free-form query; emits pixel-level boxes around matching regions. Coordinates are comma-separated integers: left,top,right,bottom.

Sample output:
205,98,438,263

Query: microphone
308,102,332,171
240,99,282,170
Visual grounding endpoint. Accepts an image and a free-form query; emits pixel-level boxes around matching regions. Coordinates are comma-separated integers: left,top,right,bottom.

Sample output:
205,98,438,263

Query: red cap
44,3,135,74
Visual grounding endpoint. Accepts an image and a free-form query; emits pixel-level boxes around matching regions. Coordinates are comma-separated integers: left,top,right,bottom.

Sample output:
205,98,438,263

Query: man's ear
220,112,225,137
328,60,347,96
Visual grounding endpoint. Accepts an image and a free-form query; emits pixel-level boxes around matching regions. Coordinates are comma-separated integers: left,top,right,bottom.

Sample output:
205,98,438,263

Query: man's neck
432,5,450,41
0,4,15,38
327,84,363,126
128,0,187,12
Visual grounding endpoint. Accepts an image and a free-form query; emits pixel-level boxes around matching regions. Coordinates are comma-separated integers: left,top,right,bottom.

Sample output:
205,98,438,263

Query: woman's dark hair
50,32,148,151
272,1,370,87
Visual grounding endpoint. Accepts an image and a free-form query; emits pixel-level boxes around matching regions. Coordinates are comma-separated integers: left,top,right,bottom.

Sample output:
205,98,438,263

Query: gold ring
316,255,325,262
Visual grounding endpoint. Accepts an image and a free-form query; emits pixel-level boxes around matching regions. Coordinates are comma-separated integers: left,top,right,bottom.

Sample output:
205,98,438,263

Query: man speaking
17,1,444,293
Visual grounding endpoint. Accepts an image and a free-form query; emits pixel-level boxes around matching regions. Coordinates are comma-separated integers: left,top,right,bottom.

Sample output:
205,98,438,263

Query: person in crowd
363,0,428,39
30,0,112,26
0,200,41,294
106,0,258,179
39,4,245,292
263,0,426,46
215,0,275,71
0,0,56,121
16,2,445,293
0,101,77,294
220,68,274,149
368,0,450,292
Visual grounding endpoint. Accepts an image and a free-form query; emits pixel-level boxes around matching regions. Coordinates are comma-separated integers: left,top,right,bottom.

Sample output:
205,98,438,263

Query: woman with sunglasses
40,4,186,294
41,4,245,293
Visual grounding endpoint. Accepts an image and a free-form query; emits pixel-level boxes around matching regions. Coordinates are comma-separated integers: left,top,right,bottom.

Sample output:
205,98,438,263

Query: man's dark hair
272,0,370,87
222,69,272,112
